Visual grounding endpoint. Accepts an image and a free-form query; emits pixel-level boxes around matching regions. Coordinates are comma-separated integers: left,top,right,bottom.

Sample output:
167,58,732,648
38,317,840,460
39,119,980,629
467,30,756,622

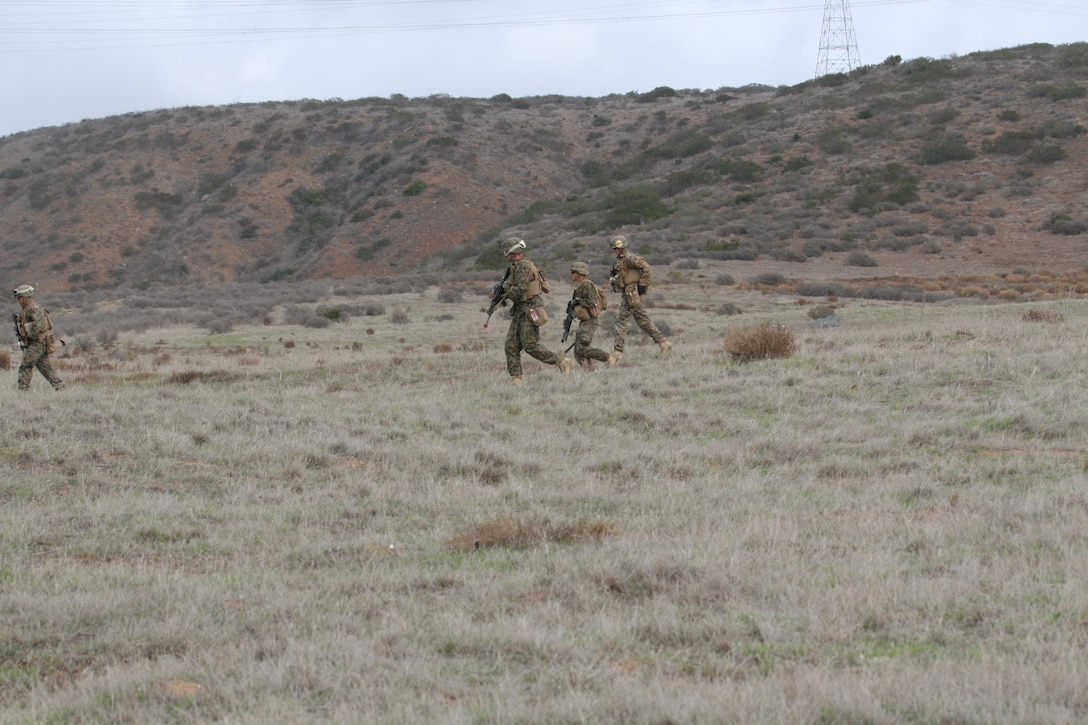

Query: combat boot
557,357,574,375
658,340,672,353
607,351,622,367
510,375,524,386
580,359,596,372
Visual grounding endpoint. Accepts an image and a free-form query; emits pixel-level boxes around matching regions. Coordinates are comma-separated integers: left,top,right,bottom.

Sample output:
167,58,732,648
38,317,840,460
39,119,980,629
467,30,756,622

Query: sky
1,0,1086,137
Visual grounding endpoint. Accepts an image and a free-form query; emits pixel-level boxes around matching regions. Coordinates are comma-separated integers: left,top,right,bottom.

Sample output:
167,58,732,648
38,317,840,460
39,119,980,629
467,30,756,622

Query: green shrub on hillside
599,185,669,229
1043,213,1086,235
919,133,976,165
1026,84,1087,102
849,163,919,213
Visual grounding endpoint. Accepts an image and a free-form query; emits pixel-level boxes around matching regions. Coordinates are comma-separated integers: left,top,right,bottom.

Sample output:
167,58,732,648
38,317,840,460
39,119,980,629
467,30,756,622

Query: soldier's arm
506,261,530,302
22,307,46,338
634,256,652,286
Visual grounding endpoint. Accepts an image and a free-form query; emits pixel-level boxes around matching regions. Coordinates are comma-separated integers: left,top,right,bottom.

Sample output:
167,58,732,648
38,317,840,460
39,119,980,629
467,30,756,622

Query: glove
637,285,648,295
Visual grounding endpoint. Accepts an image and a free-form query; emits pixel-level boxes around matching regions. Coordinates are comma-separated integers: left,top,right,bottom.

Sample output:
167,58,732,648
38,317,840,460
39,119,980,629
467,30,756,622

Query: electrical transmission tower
815,0,860,78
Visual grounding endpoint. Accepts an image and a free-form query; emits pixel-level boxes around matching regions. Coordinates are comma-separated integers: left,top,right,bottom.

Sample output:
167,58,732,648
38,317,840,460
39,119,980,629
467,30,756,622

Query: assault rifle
560,299,576,344
11,314,26,349
483,268,511,329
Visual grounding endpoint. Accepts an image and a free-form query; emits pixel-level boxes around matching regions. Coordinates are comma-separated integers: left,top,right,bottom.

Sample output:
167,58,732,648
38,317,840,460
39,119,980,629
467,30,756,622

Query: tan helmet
12,284,34,299
610,235,628,250
570,262,589,276
503,237,527,256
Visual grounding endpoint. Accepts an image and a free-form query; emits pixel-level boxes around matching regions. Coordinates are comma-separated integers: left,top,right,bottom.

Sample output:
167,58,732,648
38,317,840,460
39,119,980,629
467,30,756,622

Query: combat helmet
503,238,527,256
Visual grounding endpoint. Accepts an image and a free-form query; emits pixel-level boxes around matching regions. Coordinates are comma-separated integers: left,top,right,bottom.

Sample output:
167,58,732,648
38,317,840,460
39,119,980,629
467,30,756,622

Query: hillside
1,42,1087,299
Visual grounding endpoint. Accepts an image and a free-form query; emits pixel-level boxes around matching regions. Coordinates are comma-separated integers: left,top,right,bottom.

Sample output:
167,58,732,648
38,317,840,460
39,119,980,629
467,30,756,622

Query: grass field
2,277,1087,723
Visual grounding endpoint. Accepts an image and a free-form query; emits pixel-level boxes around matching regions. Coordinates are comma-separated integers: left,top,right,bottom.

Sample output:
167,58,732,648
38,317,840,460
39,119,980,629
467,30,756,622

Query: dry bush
724,321,797,362
1022,308,1064,323
0,350,9,370
433,343,454,353
446,515,618,552
165,369,239,385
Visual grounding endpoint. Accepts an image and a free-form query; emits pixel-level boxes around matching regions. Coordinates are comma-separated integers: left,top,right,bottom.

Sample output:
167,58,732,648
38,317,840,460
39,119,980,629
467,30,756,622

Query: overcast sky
1,0,1085,137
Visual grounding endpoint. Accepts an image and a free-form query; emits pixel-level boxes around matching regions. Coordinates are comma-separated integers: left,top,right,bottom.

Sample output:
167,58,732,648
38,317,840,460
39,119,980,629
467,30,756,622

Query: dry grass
724,320,798,361
1023,308,1065,323
446,515,619,552
2,278,1088,723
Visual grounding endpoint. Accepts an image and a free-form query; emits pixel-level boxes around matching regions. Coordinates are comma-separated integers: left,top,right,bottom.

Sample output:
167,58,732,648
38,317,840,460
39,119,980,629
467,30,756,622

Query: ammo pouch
46,334,57,354
528,306,549,327
574,305,591,322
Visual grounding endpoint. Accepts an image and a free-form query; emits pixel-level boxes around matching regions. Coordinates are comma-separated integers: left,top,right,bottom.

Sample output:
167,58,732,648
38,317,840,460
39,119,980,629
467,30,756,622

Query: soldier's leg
631,303,666,344
18,343,44,391
520,315,561,366
36,354,64,390
504,316,524,377
612,300,631,352
574,320,609,364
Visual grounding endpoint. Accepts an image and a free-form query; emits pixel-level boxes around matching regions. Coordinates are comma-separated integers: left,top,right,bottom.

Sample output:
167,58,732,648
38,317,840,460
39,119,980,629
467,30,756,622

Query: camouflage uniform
14,288,63,391
570,274,609,369
609,239,669,354
500,241,570,379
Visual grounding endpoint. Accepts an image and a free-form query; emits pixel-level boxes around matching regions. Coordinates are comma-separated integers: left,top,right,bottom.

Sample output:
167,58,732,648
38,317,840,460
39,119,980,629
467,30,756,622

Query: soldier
567,262,613,371
12,285,64,392
498,238,574,385
608,235,671,361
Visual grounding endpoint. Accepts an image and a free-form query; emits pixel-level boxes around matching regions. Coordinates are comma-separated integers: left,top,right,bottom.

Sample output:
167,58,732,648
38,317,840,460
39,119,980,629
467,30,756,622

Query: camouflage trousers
19,341,63,391
505,308,561,377
573,317,609,365
612,298,665,352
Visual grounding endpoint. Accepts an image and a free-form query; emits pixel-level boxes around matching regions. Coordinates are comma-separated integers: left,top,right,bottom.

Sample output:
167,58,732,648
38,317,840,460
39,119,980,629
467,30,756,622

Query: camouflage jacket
572,278,602,311
18,301,53,342
611,252,651,290
504,258,546,309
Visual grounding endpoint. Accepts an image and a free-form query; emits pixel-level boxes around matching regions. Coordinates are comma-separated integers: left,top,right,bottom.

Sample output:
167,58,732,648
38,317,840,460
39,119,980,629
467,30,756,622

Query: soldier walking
608,235,671,361
498,239,574,385
12,285,64,392
567,262,612,371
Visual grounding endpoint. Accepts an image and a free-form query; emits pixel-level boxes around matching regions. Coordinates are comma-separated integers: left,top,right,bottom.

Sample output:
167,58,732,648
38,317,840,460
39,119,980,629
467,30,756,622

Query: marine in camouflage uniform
608,235,671,360
13,285,64,392
567,262,612,371
499,238,574,384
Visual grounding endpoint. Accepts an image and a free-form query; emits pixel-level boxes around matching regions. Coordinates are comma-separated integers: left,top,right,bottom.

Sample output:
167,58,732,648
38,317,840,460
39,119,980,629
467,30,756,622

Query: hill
1,42,1087,299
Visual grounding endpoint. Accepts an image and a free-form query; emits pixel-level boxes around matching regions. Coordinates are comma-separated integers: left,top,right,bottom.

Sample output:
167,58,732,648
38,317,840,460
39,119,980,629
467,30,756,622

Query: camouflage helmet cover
12,284,34,298
570,262,589,276
610,235,628,250
503,237,527,256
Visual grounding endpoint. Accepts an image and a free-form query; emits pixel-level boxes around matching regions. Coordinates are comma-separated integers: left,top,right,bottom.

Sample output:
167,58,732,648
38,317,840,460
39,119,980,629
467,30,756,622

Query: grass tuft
724,321,797,361
446,516,618,552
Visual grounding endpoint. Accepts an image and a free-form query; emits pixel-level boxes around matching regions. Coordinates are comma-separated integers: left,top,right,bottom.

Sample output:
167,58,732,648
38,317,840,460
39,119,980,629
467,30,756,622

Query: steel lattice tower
815,0,860,77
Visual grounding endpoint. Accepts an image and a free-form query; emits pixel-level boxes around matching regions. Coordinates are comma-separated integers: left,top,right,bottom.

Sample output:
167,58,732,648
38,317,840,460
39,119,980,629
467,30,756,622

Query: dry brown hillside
1,42,1087,300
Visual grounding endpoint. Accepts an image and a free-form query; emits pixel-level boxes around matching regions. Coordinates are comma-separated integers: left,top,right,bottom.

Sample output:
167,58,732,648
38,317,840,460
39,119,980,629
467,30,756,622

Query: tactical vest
520,260,550,300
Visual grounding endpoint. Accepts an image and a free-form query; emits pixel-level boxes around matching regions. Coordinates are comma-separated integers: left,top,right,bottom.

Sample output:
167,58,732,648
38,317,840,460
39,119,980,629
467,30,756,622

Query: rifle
11,314,26,349
560,299,575,344
483,269,510,329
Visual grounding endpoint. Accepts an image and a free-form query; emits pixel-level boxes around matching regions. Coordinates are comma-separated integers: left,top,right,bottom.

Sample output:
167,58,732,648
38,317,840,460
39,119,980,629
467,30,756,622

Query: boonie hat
12,285,34,298
570,262,589,276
